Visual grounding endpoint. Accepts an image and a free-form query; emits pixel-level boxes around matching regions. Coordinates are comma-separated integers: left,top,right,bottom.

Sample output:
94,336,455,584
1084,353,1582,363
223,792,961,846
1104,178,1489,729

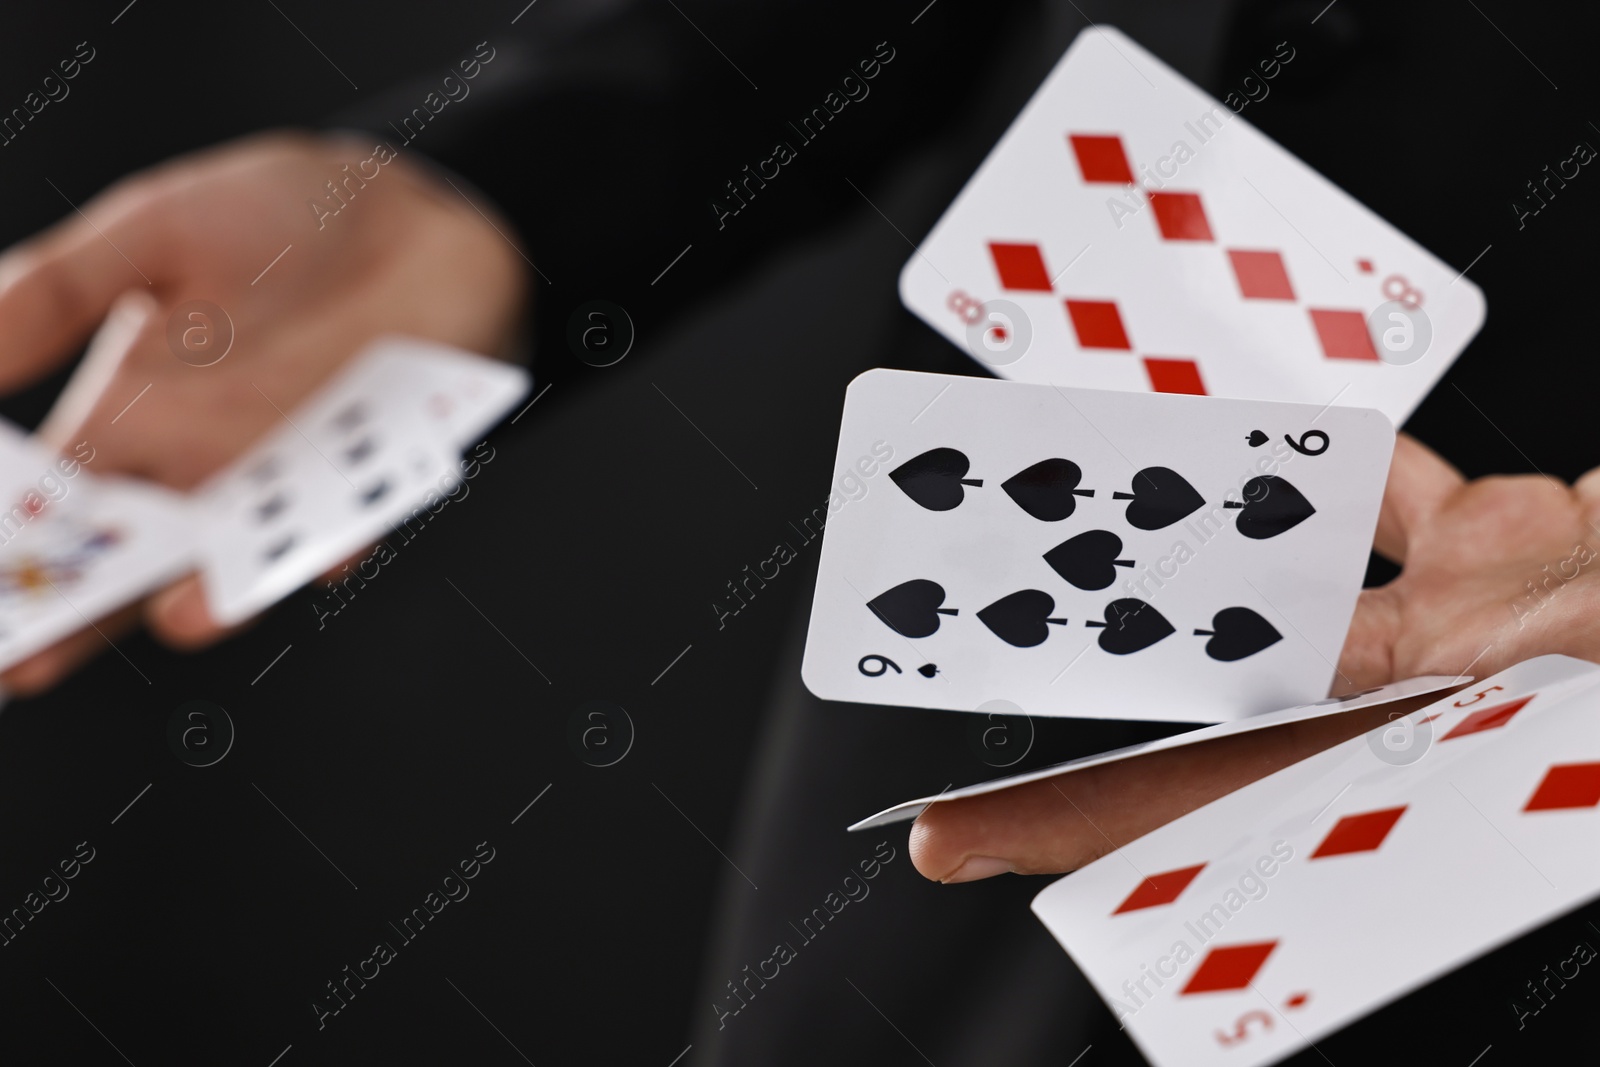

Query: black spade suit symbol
1224,476,1317,539
867,579,958,638
1085,598,1175,655
1195,607,1283,661
1043,530,1134,591
1112,467,1205,531
1000,458,1095,521
889,448,982,511
1246,430,1270,448
976,590,1068,648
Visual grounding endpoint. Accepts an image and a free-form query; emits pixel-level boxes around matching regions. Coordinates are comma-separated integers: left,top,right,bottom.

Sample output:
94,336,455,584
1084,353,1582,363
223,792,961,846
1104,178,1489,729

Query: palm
909,435,1600,882
1340,437,1600,688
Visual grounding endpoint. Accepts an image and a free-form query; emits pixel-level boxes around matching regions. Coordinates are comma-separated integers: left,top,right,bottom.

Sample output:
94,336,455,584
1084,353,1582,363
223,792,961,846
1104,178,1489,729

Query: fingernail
942,856,1011,884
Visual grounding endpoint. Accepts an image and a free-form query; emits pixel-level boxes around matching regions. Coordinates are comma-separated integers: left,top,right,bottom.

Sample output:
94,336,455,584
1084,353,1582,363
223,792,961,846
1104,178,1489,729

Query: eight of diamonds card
800,369,1394,722
899,26,1485,425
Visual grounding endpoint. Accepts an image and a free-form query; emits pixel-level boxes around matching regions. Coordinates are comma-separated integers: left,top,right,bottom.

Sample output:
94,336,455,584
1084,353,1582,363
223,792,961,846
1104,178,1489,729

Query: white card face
197,360,460,625
0,441,194,671
358,335,531,450
196,340,526,625
801,369,1394,722
1030,655,1600,1067
0,338,526,646
847,675,1466,831
0,420,48,503
900,26,1485,425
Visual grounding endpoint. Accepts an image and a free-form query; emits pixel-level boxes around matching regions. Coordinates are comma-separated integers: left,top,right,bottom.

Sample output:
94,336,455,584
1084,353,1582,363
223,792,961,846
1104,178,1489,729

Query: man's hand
0,132,528,693
911,434,1600,882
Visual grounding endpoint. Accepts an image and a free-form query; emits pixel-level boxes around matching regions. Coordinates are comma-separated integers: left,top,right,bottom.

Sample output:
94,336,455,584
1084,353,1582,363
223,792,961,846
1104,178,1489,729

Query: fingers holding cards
0,337,529,685
907,685,1445,882
850,675,1467,833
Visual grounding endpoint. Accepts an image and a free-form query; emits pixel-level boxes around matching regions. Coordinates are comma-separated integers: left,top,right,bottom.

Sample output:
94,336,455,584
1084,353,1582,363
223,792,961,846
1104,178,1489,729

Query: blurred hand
911,433,1600,882
0,132,528,693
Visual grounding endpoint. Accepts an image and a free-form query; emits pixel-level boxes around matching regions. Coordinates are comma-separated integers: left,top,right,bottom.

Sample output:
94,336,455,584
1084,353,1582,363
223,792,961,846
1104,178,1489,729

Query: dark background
0,1,1596,1064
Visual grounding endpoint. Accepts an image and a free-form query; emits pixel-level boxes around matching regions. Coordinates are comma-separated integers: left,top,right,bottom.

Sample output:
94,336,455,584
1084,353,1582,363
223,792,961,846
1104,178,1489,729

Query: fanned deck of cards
0,336,527,669
792,21,1530,1067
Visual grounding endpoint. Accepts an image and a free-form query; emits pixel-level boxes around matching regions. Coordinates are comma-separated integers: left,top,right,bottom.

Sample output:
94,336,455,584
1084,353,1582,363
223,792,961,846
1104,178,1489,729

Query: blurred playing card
195,338,526,625
0,425,194,671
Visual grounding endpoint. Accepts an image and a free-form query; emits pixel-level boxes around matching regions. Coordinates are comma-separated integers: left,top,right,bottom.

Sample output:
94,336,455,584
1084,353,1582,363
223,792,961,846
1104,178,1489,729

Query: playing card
195,340,528,625
900,26,1485,425
358,335,531,450
196,360,461,625
801,369,1394,721
0,427,194,671
1030,655,1600,1067
847,674,1465,831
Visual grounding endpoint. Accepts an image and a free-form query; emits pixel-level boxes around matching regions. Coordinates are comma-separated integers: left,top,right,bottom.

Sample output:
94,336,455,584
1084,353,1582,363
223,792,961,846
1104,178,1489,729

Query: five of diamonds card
1031,655,1600,1067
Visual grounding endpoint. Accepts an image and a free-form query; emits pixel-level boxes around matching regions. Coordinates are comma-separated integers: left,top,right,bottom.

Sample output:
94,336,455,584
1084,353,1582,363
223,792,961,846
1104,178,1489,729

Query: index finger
0,181,167,393
1372,433,1464,564
908,693,1439,883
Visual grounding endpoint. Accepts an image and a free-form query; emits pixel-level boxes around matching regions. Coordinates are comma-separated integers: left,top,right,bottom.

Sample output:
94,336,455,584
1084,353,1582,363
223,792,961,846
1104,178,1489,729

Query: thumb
0,182,165,394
